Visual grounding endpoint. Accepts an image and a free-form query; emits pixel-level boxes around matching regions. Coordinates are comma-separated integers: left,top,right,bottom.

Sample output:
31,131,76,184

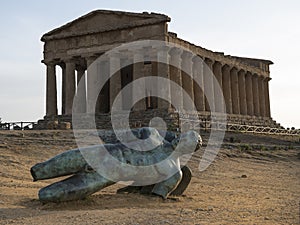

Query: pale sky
0,0,299,128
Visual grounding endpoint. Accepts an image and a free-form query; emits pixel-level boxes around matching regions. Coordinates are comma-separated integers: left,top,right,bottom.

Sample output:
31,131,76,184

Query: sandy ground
0,130,299,224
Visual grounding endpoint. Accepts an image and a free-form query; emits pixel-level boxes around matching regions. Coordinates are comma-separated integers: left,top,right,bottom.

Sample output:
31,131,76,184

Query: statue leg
116,166,192,196
116,185,142,194
116,184,154,195
39,171,115,202
31,149,87,181
170,165,192,196
151,170,182,199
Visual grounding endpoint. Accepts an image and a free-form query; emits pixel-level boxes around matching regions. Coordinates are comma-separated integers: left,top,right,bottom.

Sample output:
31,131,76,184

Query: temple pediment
41,10,170,41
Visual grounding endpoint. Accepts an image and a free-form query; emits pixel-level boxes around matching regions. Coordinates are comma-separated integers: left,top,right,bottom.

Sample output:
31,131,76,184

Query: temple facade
38,10,279,130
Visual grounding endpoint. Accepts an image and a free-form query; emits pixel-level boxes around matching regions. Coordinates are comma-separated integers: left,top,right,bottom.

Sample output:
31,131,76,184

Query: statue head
171,130,202,154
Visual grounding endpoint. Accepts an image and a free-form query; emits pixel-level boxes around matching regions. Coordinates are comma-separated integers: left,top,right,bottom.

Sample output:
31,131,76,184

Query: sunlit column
65,60,76,115
252,74,260,117
97,59,109,113
169,48,183,111
181,51,194,110
213,61,224,113
157,46,171,109
264,77,271,117
132,50,146,110
193,56,205,112
230,67,240,115
238,70,247,115
203,58,215,112
75,66,86,113
45,62,58,116
86,56,98,114
222,64,232,114
258,75,266,117
245,72,254,116
61,64,66,115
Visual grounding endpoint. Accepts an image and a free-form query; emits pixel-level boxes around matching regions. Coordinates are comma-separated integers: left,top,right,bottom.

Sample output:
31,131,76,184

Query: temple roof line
168,32,273,73
41,10,170,41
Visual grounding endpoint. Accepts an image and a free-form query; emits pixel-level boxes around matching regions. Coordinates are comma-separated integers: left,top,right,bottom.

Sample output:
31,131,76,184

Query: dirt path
0,130,299,224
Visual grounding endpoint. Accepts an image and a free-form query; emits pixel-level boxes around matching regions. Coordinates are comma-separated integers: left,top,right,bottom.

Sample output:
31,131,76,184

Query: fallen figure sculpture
30,127,202,202
115,128,193,196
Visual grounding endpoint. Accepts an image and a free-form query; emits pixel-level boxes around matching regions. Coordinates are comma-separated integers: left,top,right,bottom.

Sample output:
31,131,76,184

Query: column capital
169,48,182,65
156,46,170,65
213,61,222,69
230,67,238,73
153,45,170,55
109,50,123,59
169,47,183,56
85,55,98,61
43,60,56,66
204,58,214,66
192,55,203,63
238,69,246,75
222,64,231,72
257,74,265,80
157,46,170,55
181,50,193,60
63,57,77,64
264,77,272,82
76,64,86,73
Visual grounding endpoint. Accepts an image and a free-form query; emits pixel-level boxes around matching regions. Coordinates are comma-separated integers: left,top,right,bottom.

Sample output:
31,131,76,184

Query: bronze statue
30,127,201,202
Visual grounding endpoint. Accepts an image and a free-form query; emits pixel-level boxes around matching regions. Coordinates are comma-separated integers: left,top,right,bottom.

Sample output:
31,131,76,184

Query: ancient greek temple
38,10,278,130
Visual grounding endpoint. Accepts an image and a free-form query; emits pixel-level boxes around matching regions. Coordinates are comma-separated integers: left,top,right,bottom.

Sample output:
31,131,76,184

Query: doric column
245,72,254,116
120,58,133,110
65,60,76,115
203,58,215,112
181,51,194,110
109,53,122,111
97,59,109,113
192,56,205,112
86,56,98,114
45,62,57,116
132,50,146,111
230,67,240,115
213,61,224,113
61,64,66,115
238,70,247,115
169,48,183,111
252,74,260,117
156,47,171,109
264,77,271,117
75,66,86,113
222,65,232,114
258,76,266,117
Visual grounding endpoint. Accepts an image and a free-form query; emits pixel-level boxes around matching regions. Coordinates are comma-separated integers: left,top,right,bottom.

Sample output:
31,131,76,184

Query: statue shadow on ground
16,192,185,212
0,193,191,222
